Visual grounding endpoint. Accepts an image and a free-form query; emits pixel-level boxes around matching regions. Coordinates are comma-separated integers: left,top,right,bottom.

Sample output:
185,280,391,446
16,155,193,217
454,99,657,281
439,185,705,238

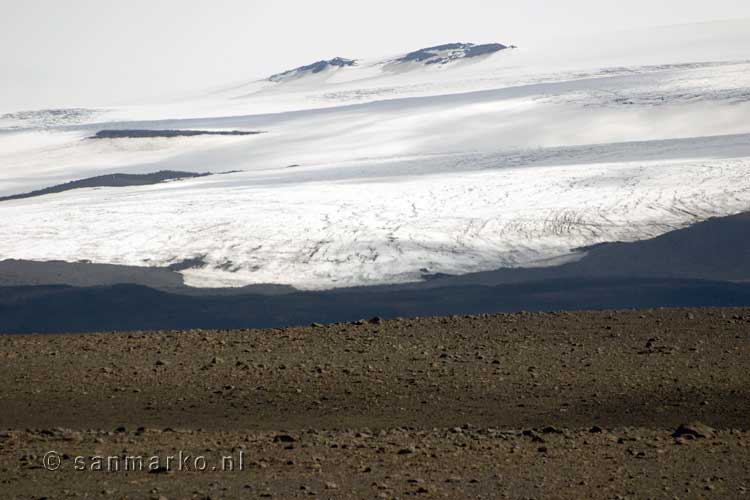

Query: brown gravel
1,307,749,499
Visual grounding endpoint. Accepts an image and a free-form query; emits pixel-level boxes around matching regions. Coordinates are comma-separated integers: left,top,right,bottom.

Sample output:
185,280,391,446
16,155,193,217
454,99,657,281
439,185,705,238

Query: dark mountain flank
269,57,356,81
396,42,512,65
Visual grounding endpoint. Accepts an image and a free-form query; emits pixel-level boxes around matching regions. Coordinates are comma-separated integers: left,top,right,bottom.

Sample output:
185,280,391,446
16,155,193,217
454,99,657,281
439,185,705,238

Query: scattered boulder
541,426,563,435
673,422,715,439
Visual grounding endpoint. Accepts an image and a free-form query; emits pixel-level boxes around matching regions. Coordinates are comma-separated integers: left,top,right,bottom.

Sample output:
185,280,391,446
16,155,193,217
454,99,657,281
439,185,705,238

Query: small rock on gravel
672,422,715,439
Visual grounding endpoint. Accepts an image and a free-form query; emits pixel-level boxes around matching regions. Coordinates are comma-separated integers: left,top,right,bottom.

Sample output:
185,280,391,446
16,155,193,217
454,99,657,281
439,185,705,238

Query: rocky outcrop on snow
394,42,513,65
268,57,356,82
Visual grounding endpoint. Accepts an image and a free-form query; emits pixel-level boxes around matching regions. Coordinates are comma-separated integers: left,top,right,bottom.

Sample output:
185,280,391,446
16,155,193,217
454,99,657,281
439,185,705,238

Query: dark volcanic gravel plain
1,308,749,499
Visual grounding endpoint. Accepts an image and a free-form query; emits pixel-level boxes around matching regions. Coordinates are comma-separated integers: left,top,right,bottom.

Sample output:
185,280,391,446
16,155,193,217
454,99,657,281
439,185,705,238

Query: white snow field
1,20,750,289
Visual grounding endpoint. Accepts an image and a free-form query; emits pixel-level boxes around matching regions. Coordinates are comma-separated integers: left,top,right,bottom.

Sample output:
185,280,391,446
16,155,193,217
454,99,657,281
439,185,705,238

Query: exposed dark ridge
0,259,295,296
397,42,512,65
465,43,510,57
269,57,356,82
91,129,262,139
0,170,211,202
167,255,208,272
0,259,185,290
1,278,750,334
359,211,750,292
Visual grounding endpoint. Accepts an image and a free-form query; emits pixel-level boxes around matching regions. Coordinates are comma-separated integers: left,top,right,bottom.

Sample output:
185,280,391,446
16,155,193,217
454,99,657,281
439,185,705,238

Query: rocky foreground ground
0,308,749,499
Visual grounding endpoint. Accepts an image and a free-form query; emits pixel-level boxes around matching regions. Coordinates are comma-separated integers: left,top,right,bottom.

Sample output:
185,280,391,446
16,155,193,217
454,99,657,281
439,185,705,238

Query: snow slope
1,20,750,289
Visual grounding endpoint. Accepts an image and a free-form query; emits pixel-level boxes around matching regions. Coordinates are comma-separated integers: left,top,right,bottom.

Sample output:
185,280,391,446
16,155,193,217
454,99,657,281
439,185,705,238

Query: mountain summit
268,57,356,82
265,42,514,82
394,42,513,65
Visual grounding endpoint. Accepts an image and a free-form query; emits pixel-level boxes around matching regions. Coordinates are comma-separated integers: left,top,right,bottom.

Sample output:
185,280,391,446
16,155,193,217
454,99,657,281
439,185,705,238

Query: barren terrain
1,308,749,498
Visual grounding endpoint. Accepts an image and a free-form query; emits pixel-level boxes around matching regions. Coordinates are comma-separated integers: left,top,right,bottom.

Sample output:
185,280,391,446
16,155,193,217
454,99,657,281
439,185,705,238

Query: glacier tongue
1,147,749,290
1,21,750,289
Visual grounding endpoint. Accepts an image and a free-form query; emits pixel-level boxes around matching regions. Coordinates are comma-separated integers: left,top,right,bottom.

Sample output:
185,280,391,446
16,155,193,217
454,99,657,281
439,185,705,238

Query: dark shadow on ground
2,277,750,334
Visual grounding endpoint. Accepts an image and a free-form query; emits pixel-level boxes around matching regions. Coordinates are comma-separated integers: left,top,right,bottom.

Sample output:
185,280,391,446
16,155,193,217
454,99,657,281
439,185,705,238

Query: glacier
1,20,750,290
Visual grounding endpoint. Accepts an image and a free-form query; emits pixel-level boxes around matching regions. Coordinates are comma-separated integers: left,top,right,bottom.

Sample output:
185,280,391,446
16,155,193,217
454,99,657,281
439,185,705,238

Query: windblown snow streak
1,21,750,290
